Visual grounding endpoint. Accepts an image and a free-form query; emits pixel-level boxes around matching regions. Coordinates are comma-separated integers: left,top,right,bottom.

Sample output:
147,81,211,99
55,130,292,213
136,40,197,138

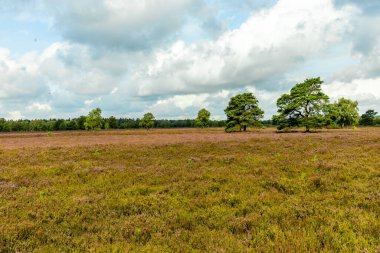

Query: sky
0,0,379,120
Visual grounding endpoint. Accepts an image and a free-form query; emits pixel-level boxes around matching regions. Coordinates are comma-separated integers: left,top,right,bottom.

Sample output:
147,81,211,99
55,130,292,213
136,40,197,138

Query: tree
376,116,380,125
76,116,87,130
224,93,264,132
58,120,68,130
0,118,11,132
195,108,211,128
326,98,359,128
360,109,378,126
273,77,329,132
107,116,117,129
139,112,155,130
84,108,103,130
66,120,78,130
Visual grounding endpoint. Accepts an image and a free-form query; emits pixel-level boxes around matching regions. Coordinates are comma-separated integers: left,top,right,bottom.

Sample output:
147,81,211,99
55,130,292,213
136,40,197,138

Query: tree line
0,117,227,132
0,77,379,133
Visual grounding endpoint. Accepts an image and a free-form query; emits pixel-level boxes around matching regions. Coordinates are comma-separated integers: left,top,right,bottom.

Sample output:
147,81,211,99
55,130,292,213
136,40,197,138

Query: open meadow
1,128,379,252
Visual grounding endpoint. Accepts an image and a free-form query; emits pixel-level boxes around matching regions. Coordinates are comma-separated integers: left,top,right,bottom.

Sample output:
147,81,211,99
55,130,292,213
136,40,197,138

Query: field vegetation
1,128,379,252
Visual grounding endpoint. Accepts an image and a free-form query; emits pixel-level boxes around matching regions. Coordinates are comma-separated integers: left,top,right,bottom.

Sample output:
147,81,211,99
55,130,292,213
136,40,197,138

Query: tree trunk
243,126,247,131
305,101,310,133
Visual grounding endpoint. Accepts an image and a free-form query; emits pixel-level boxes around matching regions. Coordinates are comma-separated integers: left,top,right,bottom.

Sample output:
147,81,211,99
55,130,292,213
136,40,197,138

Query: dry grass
1,128,379,252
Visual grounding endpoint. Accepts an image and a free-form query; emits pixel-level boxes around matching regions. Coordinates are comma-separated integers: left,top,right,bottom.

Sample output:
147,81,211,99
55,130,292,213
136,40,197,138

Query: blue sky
0,0,379,120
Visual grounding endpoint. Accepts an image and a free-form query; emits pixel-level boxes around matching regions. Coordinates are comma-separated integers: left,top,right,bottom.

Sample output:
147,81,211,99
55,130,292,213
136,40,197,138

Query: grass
0,128,379,252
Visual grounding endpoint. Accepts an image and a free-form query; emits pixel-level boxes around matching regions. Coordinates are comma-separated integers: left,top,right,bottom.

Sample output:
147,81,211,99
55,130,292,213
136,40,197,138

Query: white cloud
110,87,118,94
46,0,205,50
344,15,380,79
7,111,23,120
147,91,236,119
0,48,47,100
152,94,210,111
324,78,380,112
39,42,128,96
26,102,52,112
133,0,355,96
84,99,94,105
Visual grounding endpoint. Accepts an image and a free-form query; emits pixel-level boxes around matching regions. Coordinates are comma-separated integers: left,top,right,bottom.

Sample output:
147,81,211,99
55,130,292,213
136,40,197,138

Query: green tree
66,120,78,130
107,116,117,129
76,116,87,130
0,118,11,132
375,116,380,125
139,113,155,130
273,77,329,132
224,93,264,132
195,108,211,128
326,98,359,128
360,109,378,126
84,108,103,130
58,120,68,130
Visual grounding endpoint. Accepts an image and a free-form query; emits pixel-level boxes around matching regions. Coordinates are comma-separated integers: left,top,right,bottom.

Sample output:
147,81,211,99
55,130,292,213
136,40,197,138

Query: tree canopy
195,108,211,128
326,98,359,128
139,112,155,129
224,93,264,132
273,77,329,132
84,108,103,130
360,109,378,126
105,116,117,129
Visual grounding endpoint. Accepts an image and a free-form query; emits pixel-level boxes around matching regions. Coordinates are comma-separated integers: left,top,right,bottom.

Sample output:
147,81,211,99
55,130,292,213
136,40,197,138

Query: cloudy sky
0,0,379,120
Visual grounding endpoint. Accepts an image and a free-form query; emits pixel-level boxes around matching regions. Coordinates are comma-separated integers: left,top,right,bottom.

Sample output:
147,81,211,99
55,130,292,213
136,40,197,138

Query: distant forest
0,117,198,132
0,115,378,132
0,117,275,132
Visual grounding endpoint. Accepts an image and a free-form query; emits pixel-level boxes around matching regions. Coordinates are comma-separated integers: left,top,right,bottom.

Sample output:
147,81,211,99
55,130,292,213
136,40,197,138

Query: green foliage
326,98,360,128
195,108,211,128
224,93,264,132
0,118,11,132
84,108,103,131
139,112,155,129
360,109,378,126
76,116,87,130
273,77,330,132
107,116,117,129
93,149,102,156
0,118,227,132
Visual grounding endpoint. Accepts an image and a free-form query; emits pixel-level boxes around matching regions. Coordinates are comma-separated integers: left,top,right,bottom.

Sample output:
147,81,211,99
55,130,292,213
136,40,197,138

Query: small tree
195,108,211,128
360,109,378,126
326,98,359,128
84,108,103,130
139,112,155,130
273,77,329,132
224,93,264,132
